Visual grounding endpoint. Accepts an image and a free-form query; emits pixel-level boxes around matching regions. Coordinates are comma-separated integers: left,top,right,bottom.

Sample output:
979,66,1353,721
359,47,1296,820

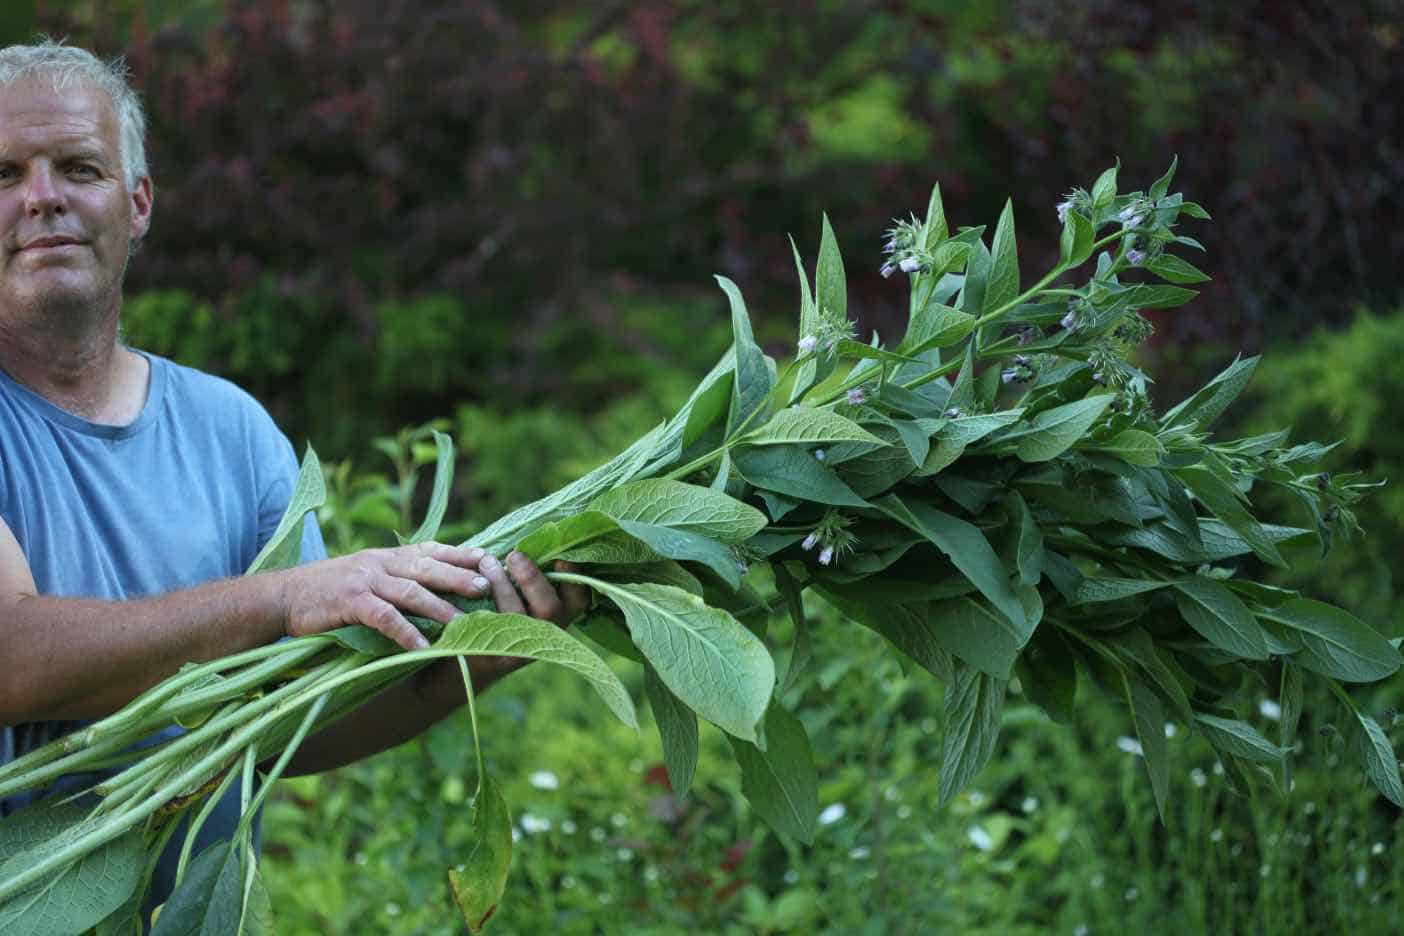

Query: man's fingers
381,553,490,600
478,554,525,615
553,560,590,623
371,574,461,624
418,542,486,570
507,551,563,624
350,592,429,651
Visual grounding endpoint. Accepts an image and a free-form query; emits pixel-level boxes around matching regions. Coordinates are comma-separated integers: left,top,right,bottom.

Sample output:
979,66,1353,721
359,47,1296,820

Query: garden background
7,1,1403,932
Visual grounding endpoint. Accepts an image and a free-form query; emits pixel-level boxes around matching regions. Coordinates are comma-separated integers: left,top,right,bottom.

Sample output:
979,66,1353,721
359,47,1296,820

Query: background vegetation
4,1,1401,931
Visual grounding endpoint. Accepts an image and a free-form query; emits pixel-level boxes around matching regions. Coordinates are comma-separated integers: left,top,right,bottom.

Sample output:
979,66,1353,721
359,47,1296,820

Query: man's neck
0,310,149,426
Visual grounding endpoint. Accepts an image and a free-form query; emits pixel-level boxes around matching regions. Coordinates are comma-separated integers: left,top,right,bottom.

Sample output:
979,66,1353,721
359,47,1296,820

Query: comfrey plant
1,160,1397,935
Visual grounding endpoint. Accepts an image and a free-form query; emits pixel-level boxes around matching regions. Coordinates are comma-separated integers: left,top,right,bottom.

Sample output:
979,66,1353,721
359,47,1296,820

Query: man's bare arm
0,516,492,724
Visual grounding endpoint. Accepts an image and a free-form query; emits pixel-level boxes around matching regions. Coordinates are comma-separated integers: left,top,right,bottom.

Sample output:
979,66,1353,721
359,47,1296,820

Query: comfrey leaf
448,771,512,933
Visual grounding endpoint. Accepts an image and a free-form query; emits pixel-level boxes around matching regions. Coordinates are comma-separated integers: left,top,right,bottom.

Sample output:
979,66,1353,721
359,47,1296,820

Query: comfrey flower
802,531,821,551
797,334,818,355
880,260,897,279
1056,187,1091,226
818,546,835,566
846,386,869,406
1118,203,1146,228
1127,248,1146,266
944,406,962,418
898,256,924,274
803,508,858,566
813,448,826,462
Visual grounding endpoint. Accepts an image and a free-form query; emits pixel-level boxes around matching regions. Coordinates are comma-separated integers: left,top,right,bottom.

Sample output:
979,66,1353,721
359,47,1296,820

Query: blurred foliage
17,0,1399,452
1239,308,1404,638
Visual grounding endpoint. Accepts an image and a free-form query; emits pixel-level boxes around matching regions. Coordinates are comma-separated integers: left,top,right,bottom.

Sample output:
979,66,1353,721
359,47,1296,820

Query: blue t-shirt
0,349,325,915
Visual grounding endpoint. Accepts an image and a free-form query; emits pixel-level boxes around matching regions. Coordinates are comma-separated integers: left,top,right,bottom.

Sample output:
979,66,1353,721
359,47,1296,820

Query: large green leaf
939,663,1007,806
0,802,144,936
448,770,513,933
1161,355,1258,431
1124,674,1169,824
682,367,734,449
245,446,325,574
815,588,953,684
436,612,638,728
1107,628,1195,725
728,702,819,845
731,446,870,508
1261,599,1401,682
897,302,976,357
1015,629,1077,723
1059,210,1095,266
875,495,1026,633
1194,715,1289,764
815,213,847,326
740,408,887,448
925,596,1025,679
1173,578,1271,660
1147,253,1211,285
590,479,767,544
1007,491,1044,586
644,665,698,799
985,199,1020,314
1354,710,1404,808
513,511,619,564
1007,395,1113,463
1095,429,1165,466
1073,577,1171,605
586,581,773,743
614,521,742,590
405,430,455,545
150,840,243,936
716,276,773,437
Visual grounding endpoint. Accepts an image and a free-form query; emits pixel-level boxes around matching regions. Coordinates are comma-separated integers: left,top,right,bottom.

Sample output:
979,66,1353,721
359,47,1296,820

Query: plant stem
458,658,486,791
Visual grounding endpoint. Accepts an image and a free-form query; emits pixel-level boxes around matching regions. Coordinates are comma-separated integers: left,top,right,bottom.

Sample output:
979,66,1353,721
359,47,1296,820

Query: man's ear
129,175,153,243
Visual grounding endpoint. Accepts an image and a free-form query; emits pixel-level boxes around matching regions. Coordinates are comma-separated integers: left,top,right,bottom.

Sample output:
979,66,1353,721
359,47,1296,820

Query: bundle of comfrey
1,160,1397,935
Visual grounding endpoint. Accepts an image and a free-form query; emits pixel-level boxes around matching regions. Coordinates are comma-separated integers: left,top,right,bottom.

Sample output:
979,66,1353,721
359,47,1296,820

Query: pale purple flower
813,448,826,462
1118,205,1138,224
1056,201,1072,225
944,407,961,418
818,546,835,566
1060,310,1078,331
1127,248,1146,266
819,803,847,825
846,387,868,406
1001,369,1019,384
880,261,897,279
1014,354,1029,366
802,531,821,551
882,237,898,255
899,256,923,274
797,334,818,355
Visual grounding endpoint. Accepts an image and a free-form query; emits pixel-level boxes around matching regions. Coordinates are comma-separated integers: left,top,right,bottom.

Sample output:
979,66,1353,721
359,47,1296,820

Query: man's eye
67,164,99,178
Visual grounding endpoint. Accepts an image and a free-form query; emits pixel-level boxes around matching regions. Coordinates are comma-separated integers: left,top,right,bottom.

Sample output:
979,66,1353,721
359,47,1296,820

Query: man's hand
462,551,591,688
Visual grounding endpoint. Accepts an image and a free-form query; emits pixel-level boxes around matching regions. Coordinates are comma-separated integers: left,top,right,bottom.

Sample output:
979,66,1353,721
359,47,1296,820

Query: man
0,39,586,914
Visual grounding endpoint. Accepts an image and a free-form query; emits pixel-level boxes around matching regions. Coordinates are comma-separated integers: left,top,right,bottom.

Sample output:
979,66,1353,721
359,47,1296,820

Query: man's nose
23,164,66,218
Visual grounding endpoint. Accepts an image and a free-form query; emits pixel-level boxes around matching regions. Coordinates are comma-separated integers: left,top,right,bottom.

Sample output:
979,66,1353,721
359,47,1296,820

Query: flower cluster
879,213,928,278
800,508,859,566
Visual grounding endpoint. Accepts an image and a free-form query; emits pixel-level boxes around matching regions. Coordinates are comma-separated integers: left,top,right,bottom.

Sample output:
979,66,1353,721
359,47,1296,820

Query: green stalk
458,658,486,791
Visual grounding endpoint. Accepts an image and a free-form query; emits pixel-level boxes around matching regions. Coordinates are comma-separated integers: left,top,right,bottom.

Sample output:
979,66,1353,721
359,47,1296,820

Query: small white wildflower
798,334,818,354
1259,699,1282,721
1090,873,1105,889
884,786,900,802
1190,767,1208,788
921,718,938,734
616,848,634,861
967,825,995,852
529,770,560,790
784,869,800,884
512,827,522,842
385,902,402,917
1210,828,1224,843
1260,864,1271,878
1074,925,1090,936
813,448,826,462
819,803,847,826
818,546,835,566
1304,801,1316,815
1124,886,1139,902
354,851,368,866
847,386,868,406
644,867,659,882
1116,736,1144,757
561,819,577,835
562,875,577,889
967,790,986,807
610,812,627,828
897,805,913,819
1164,722,1177,738
1213,761,1226,776
590,826,606,842
1372,842,1386,855
850,846,871,860
1021,796,1040,814
520,813,552,834
599,893,614,905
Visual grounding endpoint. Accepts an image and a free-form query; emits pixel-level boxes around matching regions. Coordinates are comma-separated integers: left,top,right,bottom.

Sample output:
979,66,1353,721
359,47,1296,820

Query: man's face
0,79,152,329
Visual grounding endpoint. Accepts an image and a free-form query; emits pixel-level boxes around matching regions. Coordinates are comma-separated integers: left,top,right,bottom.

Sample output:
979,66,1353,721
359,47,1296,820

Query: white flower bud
802,531,820,551
899,256,923,274
846,387,868,406
797,334,818,354
818,546,834,566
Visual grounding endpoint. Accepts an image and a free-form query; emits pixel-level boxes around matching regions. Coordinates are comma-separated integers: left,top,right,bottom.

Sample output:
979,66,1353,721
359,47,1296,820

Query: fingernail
507,551,527,569
466,547,485,561
473,576,490,591
480,555,499,571
412,635,430,651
